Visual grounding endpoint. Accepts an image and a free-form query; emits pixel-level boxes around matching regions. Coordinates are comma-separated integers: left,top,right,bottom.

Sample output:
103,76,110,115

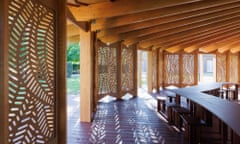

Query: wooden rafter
69,0,200,21
91,0,240,30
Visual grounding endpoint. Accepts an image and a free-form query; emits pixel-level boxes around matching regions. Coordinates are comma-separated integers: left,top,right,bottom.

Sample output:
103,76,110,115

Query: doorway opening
198,54,216,84
66,22,81,144
138,50,148,91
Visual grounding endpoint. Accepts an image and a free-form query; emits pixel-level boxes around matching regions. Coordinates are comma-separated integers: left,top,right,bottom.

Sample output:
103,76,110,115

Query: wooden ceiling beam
67,7,89,32
139,20,240,48
199,35,240,53
229,43,240,53
67,35,80,44
137,15,240,48
218,40,240,53
67,24,80,37
153,27,240,53
97,5,240,37
99,13,240,44
69,0,200,21
91,0,240,30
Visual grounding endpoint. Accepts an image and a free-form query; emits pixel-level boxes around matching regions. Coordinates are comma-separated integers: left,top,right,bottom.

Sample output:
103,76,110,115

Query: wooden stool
167,104,180,124
173,107,191,129
157,96,167,112
181,114,200,144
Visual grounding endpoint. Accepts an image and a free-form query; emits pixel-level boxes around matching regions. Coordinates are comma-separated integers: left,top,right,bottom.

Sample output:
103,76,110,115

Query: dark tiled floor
67,91,186,144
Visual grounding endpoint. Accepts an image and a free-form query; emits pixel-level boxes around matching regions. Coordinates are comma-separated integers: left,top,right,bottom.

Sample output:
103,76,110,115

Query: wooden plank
67,35,80,44
153,25,240,53
67,24,80,37
127,17,240,48
148,50,153,93
0,0,9,144
56,0,67,143
100,13,240,44
69,0,198,21
98,6,240,38
91,1,240,30
80,30,94,122
138,14,240,48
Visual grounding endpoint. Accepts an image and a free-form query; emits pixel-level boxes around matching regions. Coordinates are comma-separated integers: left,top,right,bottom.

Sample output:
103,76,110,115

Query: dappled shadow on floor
67,90,186,144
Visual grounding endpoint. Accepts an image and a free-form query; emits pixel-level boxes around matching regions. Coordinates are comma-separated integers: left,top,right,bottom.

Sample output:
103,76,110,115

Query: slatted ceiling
230,43,240,53
67,0,240,53
218,41,240,53
91,0,240,31
97,3,240,38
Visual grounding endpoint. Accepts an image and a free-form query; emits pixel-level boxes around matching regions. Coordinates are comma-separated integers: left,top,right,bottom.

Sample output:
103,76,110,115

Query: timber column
80,29,94,122
0,0,9,144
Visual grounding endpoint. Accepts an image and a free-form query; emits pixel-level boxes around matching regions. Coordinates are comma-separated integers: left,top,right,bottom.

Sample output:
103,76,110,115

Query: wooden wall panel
182,53,195,85
121,44,136,96
163,53,179,87
5,0,63,143
216,52,227,82
95,41,119,99
229,53,238,82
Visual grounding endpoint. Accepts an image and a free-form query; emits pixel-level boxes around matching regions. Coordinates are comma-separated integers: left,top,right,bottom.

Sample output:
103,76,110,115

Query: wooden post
158,50,164,89
0,0,9,143
194,51,199,85
80,30,94,122
148,50,153,93
226,51,230,82
56,0,67,143
117,42,123,99
133,44,138,96
138,50,142,88
156,49,160,92
179,51,183,87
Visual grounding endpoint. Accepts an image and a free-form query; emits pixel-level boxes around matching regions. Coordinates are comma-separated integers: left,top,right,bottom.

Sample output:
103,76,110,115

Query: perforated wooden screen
229,53,238,83
216,53,226,82
8,0,56,143
96,41,118,99
121,44,135,95
164,53,179,86
182,54,195,85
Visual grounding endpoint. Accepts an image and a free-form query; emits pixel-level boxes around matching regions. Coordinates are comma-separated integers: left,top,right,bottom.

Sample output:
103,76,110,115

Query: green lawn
67,75,80,95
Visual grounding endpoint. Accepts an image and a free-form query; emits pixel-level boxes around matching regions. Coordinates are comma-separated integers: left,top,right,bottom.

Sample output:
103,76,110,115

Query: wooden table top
170,82,240,135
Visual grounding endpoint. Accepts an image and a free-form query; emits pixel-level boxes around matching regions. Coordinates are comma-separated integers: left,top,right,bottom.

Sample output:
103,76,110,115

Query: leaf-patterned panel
216,53,226,82
182,54,194,85
8,0,55,143
97,42,118,97
164,54,179,85
229,53,238,83
121,46,134,92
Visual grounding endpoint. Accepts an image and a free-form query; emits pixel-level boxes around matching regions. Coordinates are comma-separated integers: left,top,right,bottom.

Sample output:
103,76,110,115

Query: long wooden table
169,82,240,136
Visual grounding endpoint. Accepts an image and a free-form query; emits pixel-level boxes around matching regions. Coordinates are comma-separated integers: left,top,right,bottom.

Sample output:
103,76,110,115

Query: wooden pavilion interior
1,0,240,144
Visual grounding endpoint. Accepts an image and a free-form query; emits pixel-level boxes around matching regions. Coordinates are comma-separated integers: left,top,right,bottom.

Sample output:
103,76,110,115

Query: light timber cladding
96,41,119,99
182,54,195,85
229,53,238,83
121,44,135,95
216,52,227,82
164,53,179,86
8,0,56,143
